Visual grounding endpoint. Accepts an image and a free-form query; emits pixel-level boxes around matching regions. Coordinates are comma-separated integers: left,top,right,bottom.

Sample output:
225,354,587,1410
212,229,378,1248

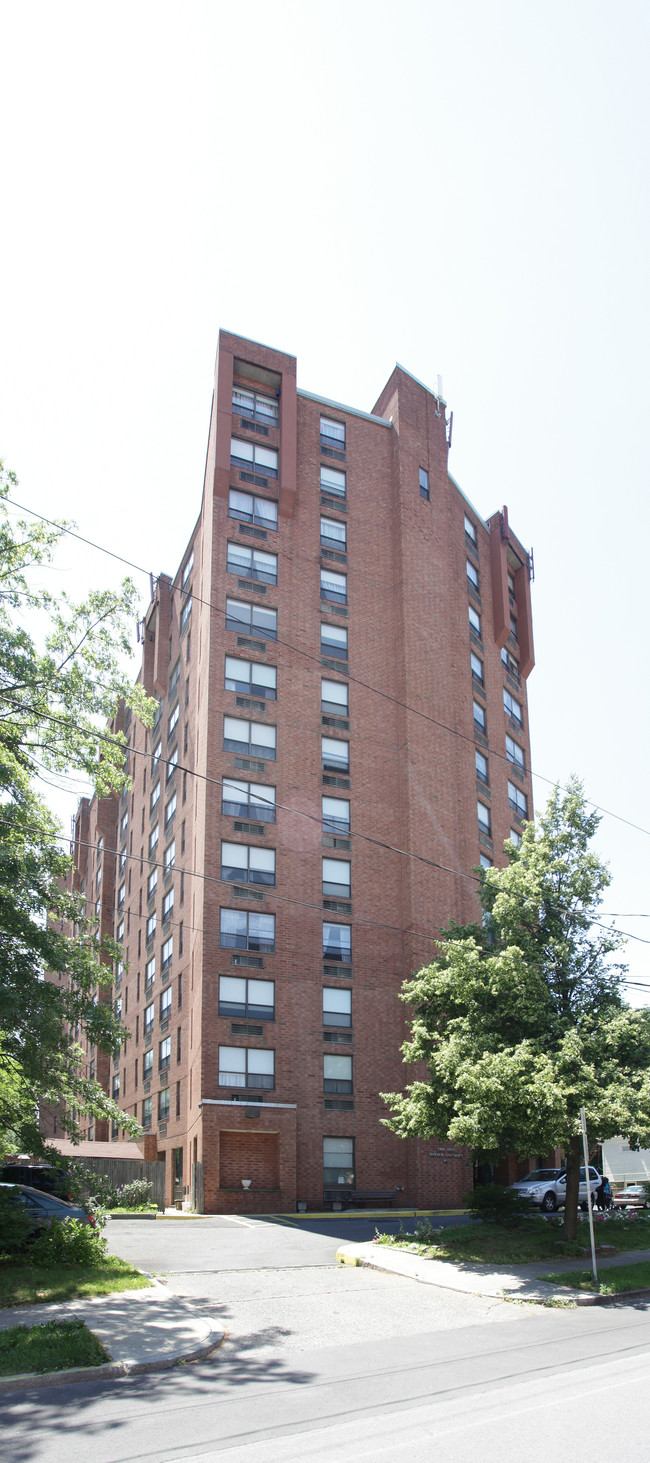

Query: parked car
613,1184,650,1209
0,1162,73,1202
0,1183,96,1231
511,1166,601,1213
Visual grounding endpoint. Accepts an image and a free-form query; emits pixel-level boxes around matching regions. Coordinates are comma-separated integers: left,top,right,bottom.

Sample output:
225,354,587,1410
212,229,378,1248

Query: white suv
512,1166,601,1213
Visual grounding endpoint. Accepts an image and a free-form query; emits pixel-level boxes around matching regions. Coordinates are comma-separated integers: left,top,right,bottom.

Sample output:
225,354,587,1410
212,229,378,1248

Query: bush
28,1219,108,1266
0,1186,36,1258
463,1184,536,1227
113,1180,154,1209
413,1218,444,1246
62,1161,118,1211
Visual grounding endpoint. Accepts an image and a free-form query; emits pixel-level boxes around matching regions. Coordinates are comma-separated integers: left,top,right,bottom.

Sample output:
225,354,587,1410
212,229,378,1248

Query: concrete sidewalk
0,1278,224,1393
337,1241,650,1305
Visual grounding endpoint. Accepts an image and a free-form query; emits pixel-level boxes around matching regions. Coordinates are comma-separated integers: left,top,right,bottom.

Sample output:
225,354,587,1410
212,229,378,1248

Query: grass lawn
373,1215,650,1266
541,1260,650,1294
108,1207,158,1215
0,1256,151,1308
0,1318,109,1377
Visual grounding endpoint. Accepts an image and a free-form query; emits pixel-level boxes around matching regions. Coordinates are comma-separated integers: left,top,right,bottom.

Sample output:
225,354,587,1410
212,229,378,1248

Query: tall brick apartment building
60,330,535,1213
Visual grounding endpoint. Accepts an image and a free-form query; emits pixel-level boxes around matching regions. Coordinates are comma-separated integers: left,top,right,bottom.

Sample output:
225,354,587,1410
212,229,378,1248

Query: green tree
382,778,650,1239
0,463,154,1154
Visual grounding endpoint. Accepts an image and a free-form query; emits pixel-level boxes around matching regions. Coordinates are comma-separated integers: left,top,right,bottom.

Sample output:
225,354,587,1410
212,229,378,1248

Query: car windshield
521,1170,560,1183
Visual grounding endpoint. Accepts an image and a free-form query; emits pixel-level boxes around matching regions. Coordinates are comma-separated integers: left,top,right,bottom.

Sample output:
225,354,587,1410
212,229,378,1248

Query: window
112,1074,120,1100
464,514,478,547
503,689,523,727
145,957,156,991
225,656,277,700
227,542,278,584
323,1136,354,1188
115,961,123,982
117,882,125,908
221,842,276,886
181,551,193,590
142,1096,152,1130
320,516,346,548
323,987,351,1027
508,570,516,601
149,825,159,857
170,659,180,696
479,853,493,870
165,793,177,827
168,704,179,739
180,596,192,635
320,416,345,447
164,839,175,874
323,858,351,897
324,1053,352,1094
152,741,162,770
159,1036,171,1071
167,746,178,782
501,646,520,681
218,1046,275,1090
218,976,275,1021
144,1002,155,1037
116,919,124,942
158,1088,170,1122
150,781,161,812
470,653,484,687
509,827,522,846
322,796,350,832
233,386,279,423
466,559,479,593
477,801,492,837
160,986,172,1020
120,811,128,837
162,937,173,971
473,700,486,735
147,868,158,899
510,613,518,642
475,750,489,786
320,465,346,499
321,678,349,715
508,782,528,818
143,1048,154,1080
226,598,277,640
228,489,278,530
468,604,482,639
419,467,430,500
506,735,525,771
321,622,348,660
323,921,351,961
320,568,347,605
146,913,156,942
230,438,278,478
223,716,276,759
322,736,349,772
163,888,174,921
222,779,276,822
220,909,275,952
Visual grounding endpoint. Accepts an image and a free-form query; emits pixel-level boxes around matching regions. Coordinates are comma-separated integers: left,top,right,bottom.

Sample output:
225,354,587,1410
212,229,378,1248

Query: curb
337,1246,650,1309
0,1328,223,1395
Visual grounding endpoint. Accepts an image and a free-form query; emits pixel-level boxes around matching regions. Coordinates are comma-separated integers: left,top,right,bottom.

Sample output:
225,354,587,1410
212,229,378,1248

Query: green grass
540,1260,650,1295
373,1214,650,1266
0,1318,109,1377
108,1206,158,1215
0,1255,151,1308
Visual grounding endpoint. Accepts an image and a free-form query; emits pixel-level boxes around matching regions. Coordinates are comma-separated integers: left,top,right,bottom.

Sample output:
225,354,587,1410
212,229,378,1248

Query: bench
323,1188,399,1209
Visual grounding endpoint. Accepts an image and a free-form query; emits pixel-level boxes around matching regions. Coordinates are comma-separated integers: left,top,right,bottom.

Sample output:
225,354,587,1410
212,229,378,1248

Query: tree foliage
0,463,154,1154
382,779,650,1238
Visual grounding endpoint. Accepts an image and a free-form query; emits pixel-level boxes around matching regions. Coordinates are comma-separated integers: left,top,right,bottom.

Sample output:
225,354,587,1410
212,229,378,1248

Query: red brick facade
57,331,534,1212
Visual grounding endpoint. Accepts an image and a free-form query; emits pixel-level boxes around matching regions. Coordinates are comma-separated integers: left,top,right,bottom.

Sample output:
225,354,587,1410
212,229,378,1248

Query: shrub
0,1186,36,1258
28,1218,108,1266
62,1161,118,1211
113,1180,154,1209
412,1218,444,1246
463,1184,536,1227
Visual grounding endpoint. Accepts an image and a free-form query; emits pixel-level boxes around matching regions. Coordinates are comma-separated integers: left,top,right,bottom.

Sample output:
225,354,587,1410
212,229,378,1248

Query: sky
1,0,648,997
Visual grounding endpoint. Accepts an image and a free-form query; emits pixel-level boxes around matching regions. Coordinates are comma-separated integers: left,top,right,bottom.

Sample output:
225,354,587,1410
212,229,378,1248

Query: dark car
0,1163,74,1202
0,1183,96,1230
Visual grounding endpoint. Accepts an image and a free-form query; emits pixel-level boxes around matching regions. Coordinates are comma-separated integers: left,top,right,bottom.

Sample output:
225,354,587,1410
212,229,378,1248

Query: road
3,1215,650,1461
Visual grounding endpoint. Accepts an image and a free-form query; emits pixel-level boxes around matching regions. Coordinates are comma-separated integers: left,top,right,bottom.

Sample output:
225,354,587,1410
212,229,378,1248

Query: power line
6,493,650,842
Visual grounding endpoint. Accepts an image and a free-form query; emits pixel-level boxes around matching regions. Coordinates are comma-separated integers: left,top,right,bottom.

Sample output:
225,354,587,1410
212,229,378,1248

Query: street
2,1215,650,1461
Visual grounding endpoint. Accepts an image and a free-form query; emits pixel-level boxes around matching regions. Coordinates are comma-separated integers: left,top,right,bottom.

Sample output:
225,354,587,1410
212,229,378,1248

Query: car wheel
541,1192,557,1213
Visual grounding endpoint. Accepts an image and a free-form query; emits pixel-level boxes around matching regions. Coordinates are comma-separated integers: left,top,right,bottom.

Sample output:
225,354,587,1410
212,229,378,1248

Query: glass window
470,653,484,686
181,552,193,589
164,839,175,872
323,1053,352,1093
147,868,158,898
321,622,348,659
320,465,346,498
480,853,493,869
323,1135,354,1187
320,569,347,604
149,825,159,856
510,613,518,642
321,678,349,713
227,542,278,583
163,888,174,920
150,782,161,811
226,599,277,640
160,986,172,1018
233,386,278,423
143,1048,154,1079
159,1037,171,1070
320,516,346,547
230,439,279,478
147,913,156,941
167,746,178,781
142,1096,153,1129
419,467,430,500
473,700,486,734
117,883,125,907
323,922,351,961
320,417,345,446
152,740,162,768
145,957,156,990
144,1002,155,1035
165,794,176,827
219,909,275,952
322,858,351,897
162,938,173,970
464,514,477,545
218,976,275,1021
228,490,278,529
180,596,192,634
323,987,352,1027
221,842,276,886
468,604,481,638
506,735,525,770
501,645,520,680
475,750,488,785
466,559,479,592
322,796,350,832
322,737,349,772
168,704,179,738
508,782,528,818
218,1046,275,1089
477,801,491,835
222,779,276,821
225,657,277,699
158,1088,170,1121
170,659,181,695
223,717,276,759
503,689,523,727
509,827,522,847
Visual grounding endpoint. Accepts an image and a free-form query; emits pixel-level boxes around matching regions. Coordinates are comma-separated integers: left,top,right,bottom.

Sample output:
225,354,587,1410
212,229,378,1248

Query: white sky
1,0,648,998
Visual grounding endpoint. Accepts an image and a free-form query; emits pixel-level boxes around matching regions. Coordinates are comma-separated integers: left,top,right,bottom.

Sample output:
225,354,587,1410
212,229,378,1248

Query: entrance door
172,1147,184,1205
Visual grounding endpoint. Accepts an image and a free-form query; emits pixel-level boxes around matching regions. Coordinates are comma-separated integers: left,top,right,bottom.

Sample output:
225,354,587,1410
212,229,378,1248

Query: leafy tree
0,463,154,1154
383,779,650,1239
